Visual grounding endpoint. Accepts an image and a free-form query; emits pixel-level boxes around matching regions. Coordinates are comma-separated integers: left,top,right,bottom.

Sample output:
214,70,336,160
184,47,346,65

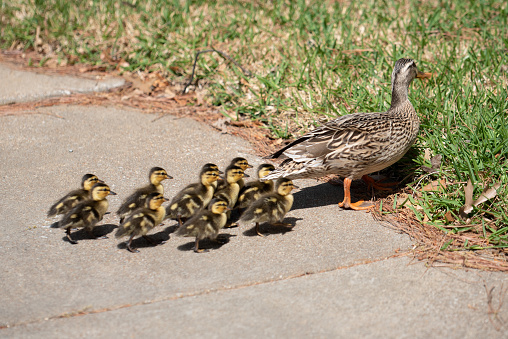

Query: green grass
1,0,507,250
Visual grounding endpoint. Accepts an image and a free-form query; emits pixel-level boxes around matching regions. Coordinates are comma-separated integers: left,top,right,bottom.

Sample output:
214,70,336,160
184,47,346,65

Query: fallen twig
182,46,253,94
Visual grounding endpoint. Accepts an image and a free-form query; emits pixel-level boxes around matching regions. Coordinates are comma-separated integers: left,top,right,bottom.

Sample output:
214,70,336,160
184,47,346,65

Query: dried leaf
430,154,442,168
421,166,435,174
163,88,176,99
421,154,442,173
444,211,455,223
424,148,432,161
422,179,446,191
459,179,474,220
212,117,231,134
473,182,501,207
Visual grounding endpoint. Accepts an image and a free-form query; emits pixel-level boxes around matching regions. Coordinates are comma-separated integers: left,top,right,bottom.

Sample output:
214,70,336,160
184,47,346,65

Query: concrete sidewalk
0,62,506,338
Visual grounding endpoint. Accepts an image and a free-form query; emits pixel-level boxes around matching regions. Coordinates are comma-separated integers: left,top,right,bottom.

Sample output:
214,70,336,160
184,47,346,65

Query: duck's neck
152,183,164,194
389,82,410,110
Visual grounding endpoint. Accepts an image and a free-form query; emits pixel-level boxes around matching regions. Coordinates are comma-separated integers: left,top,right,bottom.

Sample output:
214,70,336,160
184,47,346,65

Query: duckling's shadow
61,223,117,243
177,234,236,252
163,223,179,235
242,217,302,237
292,183,341,210
117,235,168,251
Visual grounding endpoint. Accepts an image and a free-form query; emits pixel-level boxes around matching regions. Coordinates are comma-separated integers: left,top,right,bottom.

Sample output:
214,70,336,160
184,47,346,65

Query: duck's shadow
292,180,404,210
177,234,236,252
59,223,118,243
242,217,302,237
292,183,342,210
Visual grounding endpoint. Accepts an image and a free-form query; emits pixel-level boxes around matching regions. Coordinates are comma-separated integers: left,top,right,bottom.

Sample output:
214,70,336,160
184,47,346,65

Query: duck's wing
270,113,391,163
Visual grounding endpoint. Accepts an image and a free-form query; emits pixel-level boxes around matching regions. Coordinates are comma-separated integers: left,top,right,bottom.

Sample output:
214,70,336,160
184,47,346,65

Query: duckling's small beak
165,174,174,179
109,191,117,195
247,164,253,168
226,207,233,211
163,197,169,202
243,173,250,178
416,71,433,79
217,177,224,181
292,184,300,190
98,179,105,183
218,170,224,175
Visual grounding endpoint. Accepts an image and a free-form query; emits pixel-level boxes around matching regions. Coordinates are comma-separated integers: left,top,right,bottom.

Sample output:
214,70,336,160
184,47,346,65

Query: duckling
117,167,172,223
176,198,230,253
201,163,223,191
47,174,101,217
240,178,297,237
236,164,276,210
218,157,253,191
59,183,117,244
166,165,221,225
115,192,168,253
214,165,248,226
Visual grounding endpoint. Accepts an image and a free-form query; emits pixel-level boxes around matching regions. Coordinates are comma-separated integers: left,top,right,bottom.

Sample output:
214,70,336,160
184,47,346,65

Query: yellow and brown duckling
59,183,117,244
117,167,172,223
176,198,230,253
236,164,276,210
264,58,432,210
240,178,297,237
116,192,168,253
214,165,248,226
166,165,221,226
47,174,102,217
217,157,252,191
202,163,223,191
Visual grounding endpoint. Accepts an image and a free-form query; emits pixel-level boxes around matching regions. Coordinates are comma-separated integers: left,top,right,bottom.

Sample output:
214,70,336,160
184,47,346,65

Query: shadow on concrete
116,233,169,252
292,183,341,210
177,234,236,252
242,217,303,237
60,223,118,244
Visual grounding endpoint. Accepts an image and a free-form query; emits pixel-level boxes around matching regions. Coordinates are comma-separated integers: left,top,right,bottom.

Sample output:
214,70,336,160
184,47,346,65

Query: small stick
182,46,253,94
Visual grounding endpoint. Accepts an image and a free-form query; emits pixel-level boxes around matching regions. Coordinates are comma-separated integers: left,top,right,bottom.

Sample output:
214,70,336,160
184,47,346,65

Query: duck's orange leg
338,178,373,210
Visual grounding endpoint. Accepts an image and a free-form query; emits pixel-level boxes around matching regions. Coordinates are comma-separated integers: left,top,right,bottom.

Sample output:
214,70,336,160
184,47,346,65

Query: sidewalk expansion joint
1,251,410,330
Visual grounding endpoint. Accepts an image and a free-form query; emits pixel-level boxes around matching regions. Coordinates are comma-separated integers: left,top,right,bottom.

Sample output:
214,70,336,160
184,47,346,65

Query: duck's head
208,198,230,214
81,174,101,191
149,167,173,185
146,192,168,210
392,58,432,89
275,178,298,196
224,165,249,184
90,183,117,200
200,168,221,186
230,157,253,171
202,163,223,175
257,164,276,179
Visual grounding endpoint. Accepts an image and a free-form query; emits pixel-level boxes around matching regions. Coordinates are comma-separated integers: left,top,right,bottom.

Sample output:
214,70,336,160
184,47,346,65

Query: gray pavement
0,63,124,104
0,62,506,338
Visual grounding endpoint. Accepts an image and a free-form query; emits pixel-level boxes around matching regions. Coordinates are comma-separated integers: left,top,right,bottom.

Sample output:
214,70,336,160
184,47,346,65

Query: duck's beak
416,71,433,79
165,174,174,179
109,191,117,195
243,173,250,178
163,197,169,202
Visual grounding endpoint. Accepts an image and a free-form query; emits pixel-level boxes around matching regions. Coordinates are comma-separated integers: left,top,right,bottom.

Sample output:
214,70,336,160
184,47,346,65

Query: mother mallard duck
264,58,432,210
